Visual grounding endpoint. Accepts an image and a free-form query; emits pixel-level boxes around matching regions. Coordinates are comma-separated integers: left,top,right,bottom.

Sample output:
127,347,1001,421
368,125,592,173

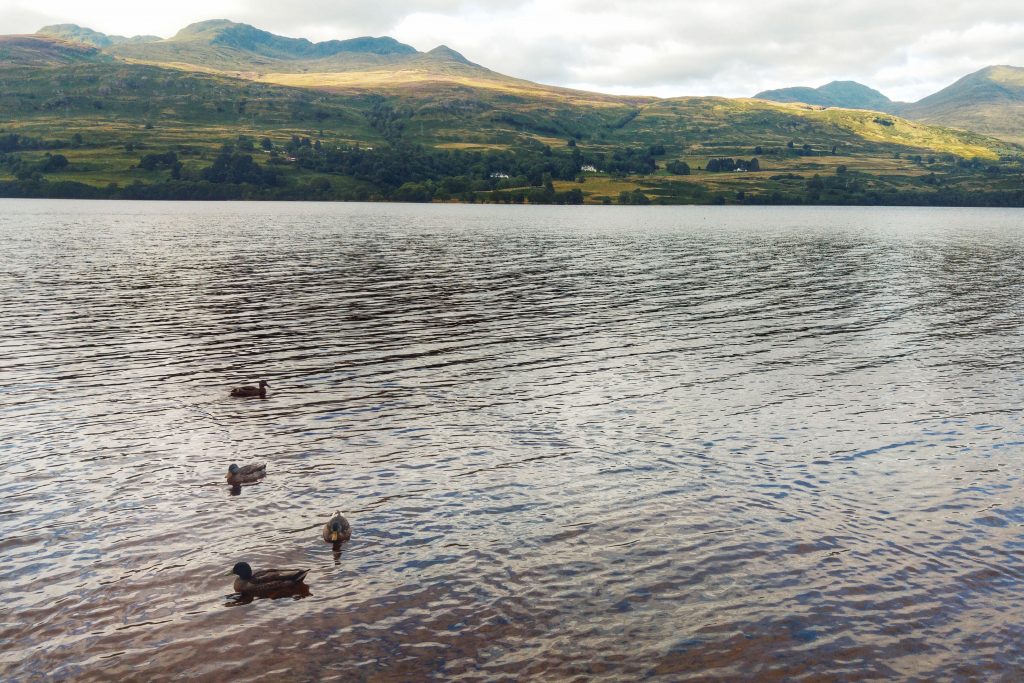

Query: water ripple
1,202,1023,680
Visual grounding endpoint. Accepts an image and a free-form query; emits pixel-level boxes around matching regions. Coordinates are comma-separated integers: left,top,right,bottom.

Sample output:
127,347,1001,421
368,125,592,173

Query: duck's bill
331,532,339,541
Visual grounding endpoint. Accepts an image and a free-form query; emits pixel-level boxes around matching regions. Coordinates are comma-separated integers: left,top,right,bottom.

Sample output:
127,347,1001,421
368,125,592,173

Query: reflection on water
225,584,312,608
1,201,1024,681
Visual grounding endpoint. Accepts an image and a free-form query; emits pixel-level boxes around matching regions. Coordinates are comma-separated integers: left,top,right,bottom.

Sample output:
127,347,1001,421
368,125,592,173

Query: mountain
897,66,1024,145
34,21,424,75
426,45,477,67
38,24,160,47
36,21,633,112
756,69,1024,145
162,19,417,58
0,31,1003,162
1,21,1020,205
755,81,896,112
105,19,422,70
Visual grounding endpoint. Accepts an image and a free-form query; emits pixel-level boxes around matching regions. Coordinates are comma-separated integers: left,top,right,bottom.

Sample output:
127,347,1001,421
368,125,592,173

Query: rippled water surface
2,200,1024,681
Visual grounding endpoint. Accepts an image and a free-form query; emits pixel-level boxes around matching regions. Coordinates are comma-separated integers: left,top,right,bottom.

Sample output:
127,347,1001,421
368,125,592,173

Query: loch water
1,200,1023,681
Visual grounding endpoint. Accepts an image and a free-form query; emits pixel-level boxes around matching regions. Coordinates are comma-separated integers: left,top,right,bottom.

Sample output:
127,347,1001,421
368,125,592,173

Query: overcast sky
3,0,1023,101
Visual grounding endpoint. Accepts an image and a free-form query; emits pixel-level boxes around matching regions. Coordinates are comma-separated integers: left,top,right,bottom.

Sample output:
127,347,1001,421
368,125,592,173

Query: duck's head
329,515,345,541
228,463,240,475
259,380,270,388
230,561,253,580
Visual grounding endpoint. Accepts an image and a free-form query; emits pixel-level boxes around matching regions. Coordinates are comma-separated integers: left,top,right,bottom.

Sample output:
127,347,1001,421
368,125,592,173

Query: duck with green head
229,562,309,593
226,462,265,486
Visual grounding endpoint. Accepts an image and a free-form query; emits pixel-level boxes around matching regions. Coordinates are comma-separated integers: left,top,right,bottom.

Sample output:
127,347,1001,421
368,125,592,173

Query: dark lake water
2,200,1024,681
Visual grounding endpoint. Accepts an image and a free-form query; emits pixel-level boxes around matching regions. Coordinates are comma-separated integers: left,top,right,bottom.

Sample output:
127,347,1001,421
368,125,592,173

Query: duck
322,511,352,544
229,562,309,593
226,462,266,486
230,380,269,398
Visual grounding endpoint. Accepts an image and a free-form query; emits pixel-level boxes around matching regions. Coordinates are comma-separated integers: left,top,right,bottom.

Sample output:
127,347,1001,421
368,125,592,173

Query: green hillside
897,66,1024,145
1,25,1022,205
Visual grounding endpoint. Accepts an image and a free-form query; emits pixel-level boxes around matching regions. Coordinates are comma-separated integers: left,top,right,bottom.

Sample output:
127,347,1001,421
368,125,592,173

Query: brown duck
230,380,269,398
226,462,266,486
322,511,352,544
229,562,309,593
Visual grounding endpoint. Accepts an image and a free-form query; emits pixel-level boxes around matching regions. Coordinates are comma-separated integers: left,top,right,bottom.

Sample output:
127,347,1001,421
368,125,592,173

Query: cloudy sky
3,0,1023,101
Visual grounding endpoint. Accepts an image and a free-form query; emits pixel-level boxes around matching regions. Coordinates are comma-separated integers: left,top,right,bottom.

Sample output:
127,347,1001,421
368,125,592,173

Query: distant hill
38,24,160,47
755,81,896,112
897,66,1024,145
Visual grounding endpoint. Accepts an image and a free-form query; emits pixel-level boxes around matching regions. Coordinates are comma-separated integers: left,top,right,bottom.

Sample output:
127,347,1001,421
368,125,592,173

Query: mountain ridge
896,65,1024,145
755,80,897,113
40,21,432,62
33,20,1024,145
2,20,1020,205
165,19,418,58
38,24,161,47
3,29,1008,163
757,69,1024,144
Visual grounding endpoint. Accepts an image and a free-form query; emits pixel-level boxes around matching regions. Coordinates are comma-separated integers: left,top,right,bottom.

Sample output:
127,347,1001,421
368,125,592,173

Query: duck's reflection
224,583,311,607
228,481,263,497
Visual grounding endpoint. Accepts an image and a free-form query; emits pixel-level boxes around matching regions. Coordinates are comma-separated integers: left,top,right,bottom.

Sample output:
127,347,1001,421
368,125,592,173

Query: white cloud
2,0,1024,101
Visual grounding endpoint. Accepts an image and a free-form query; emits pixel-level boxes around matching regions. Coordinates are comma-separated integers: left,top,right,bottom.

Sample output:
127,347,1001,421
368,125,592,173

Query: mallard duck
230,380,269,398
226,462,266,486
322,511,352,544
229,562,309,593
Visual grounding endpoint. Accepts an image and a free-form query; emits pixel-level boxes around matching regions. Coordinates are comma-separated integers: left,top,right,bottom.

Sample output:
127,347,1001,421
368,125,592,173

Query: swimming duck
322,511,352,544
226,462,266,486
230,380,269,398
229,562,309,593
